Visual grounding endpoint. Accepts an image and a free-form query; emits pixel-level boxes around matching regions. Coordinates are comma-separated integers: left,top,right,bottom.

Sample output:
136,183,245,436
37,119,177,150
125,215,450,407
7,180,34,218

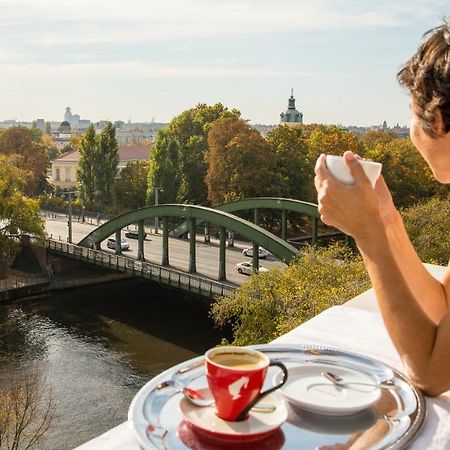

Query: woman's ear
434,107,446,135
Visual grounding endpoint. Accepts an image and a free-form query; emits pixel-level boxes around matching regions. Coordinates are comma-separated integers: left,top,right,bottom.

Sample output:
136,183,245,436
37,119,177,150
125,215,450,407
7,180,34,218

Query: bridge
78,204,298,278
43,198,327,297
170,197,321,244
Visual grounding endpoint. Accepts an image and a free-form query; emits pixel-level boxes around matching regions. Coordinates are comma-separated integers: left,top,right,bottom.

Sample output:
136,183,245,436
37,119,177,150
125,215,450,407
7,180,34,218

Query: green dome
280,90,303,124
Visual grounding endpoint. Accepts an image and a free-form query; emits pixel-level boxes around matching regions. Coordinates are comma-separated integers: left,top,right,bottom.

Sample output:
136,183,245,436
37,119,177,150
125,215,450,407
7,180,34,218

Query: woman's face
410,102,450,183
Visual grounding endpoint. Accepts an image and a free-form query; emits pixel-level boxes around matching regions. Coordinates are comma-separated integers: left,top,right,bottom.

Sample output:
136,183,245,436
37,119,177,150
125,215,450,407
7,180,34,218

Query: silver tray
128,344,426,450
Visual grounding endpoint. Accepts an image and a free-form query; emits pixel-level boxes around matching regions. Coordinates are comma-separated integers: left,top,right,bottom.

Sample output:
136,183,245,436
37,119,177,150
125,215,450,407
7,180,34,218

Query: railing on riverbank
0,276,49,291
44,239,236,298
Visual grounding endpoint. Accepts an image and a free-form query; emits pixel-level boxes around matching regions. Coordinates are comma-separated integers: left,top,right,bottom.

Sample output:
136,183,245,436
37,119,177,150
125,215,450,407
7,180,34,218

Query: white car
236,261,269,276
106,237,130,251
242,247,270,259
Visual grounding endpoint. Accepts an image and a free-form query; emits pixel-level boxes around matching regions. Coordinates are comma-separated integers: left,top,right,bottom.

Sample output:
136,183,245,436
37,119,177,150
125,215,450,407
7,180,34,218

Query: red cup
205,346,288,422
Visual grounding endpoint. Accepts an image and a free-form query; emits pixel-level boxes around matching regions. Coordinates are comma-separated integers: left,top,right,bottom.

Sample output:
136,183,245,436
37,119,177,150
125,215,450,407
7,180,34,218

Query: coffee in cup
205,346,288,422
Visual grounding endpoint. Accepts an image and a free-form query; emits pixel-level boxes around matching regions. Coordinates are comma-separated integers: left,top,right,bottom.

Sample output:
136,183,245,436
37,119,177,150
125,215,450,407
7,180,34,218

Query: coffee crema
211,352,266,370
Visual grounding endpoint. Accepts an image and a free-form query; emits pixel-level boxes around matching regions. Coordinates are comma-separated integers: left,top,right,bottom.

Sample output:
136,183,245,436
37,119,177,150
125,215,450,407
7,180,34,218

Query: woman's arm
376,186,449,323
315,152,450,395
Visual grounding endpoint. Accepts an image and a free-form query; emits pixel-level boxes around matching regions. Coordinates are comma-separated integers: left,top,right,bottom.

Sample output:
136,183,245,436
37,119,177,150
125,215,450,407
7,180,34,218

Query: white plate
178,393,287,442
275,363,381,416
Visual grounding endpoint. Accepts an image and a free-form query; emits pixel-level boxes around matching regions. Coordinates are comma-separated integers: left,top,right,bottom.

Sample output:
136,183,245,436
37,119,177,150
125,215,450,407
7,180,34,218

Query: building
49,142,152,189
280,89,303,125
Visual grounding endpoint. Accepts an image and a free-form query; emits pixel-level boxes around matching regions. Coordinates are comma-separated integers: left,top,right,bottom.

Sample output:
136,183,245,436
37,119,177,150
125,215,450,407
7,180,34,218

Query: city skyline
0,1,448,126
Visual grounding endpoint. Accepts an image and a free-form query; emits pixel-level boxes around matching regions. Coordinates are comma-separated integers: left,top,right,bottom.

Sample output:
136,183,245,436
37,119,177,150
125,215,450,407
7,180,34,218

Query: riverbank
1,269,132,302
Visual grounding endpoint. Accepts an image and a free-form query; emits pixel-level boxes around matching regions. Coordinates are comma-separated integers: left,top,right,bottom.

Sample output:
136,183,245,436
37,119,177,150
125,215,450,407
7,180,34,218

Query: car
125,230,147,240
106,237,130,251
236,261,269,276
242,247,270,259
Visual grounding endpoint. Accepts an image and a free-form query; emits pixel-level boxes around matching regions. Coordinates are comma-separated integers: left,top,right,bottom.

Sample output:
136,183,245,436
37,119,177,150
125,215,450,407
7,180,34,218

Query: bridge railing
43,239,235,298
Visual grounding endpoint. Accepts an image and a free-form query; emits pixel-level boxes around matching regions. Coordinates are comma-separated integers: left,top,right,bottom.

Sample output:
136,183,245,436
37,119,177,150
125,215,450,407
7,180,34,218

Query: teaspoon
322,371,401,391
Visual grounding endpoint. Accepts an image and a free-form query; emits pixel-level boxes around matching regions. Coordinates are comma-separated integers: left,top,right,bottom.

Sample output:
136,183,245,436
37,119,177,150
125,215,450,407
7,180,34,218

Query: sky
0,1,448,126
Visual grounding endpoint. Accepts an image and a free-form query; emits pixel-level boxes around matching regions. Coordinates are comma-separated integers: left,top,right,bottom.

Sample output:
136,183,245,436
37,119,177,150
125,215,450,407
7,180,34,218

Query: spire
288,90,296,109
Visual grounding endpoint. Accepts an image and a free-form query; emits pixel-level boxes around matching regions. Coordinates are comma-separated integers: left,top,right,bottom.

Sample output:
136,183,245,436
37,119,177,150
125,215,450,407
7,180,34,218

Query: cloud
0,0,446,47
0,61,321,80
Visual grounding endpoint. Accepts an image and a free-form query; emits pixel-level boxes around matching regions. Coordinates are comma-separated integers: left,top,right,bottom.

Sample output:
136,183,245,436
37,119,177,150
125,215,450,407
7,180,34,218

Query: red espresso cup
205,346,288,422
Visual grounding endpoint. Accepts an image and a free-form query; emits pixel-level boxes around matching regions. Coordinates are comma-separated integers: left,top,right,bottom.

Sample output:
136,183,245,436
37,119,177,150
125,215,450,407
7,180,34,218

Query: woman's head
397,19,450,137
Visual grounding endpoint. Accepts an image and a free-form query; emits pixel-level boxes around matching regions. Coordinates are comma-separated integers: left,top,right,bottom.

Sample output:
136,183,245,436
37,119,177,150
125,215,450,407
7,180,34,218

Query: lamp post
154,187,163,234
63,191,76,243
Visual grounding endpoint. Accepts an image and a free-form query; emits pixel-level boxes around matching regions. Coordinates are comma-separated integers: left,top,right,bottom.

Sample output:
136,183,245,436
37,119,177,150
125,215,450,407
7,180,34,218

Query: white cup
325,155,382,188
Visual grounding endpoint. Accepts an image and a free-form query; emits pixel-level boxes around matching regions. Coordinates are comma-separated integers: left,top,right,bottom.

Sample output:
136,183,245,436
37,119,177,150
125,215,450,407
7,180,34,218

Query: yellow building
49,142,152,189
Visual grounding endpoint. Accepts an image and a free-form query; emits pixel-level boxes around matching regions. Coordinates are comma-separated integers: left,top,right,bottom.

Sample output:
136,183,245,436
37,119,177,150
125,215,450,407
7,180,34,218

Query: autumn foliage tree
0,127,49,196
205,117,279,205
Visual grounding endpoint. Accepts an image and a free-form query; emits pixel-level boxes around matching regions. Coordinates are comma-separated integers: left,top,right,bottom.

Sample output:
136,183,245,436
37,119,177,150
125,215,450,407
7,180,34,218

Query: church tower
280,89,303,125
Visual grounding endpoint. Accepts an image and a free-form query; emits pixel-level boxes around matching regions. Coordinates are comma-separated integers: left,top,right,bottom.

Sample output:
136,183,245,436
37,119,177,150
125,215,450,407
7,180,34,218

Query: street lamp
154,187,163,234
62,191,76,243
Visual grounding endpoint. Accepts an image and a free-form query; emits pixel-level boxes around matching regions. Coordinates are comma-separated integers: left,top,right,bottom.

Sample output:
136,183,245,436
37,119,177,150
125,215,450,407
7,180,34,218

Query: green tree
114,161,148,211
95,123,119,205
266,125,311,201
147,103,240,205
211,243,369,345
77,125,97,205
0,127,49,196
147,129,180,205
0,156,45,278
205,117,279,205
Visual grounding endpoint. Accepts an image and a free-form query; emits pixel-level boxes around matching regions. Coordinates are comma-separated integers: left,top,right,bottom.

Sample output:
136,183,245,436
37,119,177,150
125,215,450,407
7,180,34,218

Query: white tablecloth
76,305,450,450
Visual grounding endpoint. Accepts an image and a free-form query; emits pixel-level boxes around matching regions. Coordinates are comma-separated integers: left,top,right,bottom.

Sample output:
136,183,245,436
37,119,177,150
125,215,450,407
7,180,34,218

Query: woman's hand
314,151,386,245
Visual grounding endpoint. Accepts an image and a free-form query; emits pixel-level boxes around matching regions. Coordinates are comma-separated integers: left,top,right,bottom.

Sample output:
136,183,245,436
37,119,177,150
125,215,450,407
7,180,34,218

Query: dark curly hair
397,18,450,137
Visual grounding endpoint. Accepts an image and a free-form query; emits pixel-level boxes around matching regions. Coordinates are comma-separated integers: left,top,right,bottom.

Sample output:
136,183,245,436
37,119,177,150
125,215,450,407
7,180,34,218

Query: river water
0,279,229,449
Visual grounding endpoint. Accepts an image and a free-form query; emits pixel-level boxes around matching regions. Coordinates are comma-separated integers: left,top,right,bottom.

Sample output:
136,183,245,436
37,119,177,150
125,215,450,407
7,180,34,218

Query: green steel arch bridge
78,204,299,281
170,197,321,244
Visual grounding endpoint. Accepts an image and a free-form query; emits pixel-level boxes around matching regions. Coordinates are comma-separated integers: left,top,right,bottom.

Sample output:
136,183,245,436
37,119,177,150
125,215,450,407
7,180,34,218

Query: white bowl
326,155,382,188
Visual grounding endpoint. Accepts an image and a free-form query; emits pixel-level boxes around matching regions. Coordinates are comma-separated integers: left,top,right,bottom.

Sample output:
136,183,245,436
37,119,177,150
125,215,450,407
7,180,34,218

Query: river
0,278,229,449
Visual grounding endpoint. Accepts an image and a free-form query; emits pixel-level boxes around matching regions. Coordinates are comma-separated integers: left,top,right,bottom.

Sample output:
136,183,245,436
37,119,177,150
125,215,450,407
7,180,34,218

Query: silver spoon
182,386,276,413
322,371,401,391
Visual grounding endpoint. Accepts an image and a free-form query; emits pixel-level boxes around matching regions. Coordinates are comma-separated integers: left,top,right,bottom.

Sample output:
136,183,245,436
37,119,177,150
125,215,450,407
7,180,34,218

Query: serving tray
128,344,426,450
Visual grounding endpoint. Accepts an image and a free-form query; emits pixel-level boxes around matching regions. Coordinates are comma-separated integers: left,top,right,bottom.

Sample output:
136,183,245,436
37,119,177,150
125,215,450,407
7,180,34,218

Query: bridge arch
171,197,320,242
78,204,298,280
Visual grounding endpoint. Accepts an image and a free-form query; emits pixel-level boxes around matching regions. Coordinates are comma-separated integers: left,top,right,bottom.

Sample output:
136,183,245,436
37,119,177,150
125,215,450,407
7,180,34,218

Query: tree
114,161,148,211
365,138,441,207
0,127,49,196
0,156,45,278
266,125,312,201
205,117,279,205
0,370,54,450
77,125,97,205
211,243,369,345
95,123,119,205
147,103,240,205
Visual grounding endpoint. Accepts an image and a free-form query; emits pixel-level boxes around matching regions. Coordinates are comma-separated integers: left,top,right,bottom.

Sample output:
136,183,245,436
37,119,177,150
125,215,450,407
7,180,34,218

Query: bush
402,195,450,265
210,243,370,345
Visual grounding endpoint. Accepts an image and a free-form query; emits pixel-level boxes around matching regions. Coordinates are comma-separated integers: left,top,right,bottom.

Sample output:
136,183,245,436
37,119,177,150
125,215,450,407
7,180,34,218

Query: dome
280,89,303,125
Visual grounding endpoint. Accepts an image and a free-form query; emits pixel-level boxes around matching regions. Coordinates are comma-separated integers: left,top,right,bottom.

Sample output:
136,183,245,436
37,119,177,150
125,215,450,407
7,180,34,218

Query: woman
315,19,450,396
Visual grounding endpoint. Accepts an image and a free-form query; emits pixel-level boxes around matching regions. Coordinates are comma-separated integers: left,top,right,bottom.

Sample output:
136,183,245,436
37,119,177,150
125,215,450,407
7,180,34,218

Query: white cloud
0,61,321,80
0,0,447,46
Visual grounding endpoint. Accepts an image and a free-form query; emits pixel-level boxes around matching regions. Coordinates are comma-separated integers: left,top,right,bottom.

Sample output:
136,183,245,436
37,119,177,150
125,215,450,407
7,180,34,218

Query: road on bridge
43,212,287,286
